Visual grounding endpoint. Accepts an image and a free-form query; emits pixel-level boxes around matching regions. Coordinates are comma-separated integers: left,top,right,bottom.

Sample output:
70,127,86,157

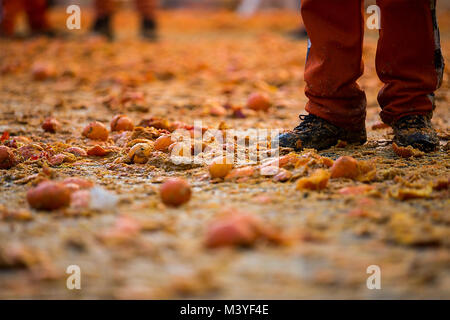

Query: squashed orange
246,92,271,111
154,135,174,152
27,181,71,210
110,115,134,132
42,117,61,133
330,156,359,179
296,169,330,190
160,178,192,207
209,157,234,179
0,146,16,169
82,121,109,141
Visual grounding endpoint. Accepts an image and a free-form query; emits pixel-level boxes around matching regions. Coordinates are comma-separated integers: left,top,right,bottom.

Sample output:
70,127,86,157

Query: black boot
91,15,113,40
141,18,157,41
392,115,439,152
278,114,367,151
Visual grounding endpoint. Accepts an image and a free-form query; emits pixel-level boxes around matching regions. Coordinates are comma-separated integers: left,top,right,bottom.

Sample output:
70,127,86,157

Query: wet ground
0,10,449,299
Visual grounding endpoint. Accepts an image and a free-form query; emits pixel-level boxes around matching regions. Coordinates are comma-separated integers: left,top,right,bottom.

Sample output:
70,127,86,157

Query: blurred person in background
237,0,307,39
92,0,158,40
0,0,53,37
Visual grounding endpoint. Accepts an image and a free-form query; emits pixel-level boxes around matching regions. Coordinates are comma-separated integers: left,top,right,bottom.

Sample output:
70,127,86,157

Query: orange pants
95,0,157,20
302,0,444,128
0,0,49,35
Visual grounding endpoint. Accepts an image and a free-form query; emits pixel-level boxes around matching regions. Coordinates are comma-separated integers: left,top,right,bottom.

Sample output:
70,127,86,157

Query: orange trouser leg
301,0,366,130
135,0,157,20
94,0,116,18
1,0,24,36
24,0,48,32
376,0,444,124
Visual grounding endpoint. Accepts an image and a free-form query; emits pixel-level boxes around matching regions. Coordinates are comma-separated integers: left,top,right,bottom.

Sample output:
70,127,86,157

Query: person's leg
303,0,366,130
377,0,443,151
377,0,444,124
0,0,23,36
278,0,367,151
92,0,115,39
24,0,50,35
135,0,157,40
94,0,115,19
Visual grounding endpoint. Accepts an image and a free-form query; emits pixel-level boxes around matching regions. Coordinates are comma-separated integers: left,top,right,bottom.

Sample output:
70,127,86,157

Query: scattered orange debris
62,177,94,190
110,115,134,132
160,178,192,207
339,185,374,195
98,215,141,245
31,62,56,81
70,190,91,209
208,157,234,179
154,135,174,152
139,117,170,131
330,156,359,179
205,213,259,248
128,142,154,163
225,166,256,181
65,146,87,157
42,117,61,133
392,142,424,158
273,168,292,182
27,181,71,210
87,145,110,157
391,184,433,200
246,92,271,111
82,121,109,141
209,104,227,117
296,169,330,191
18,144,43,160
321,157,334,168
0,146,16,169
48,154,67,166
205,210,284,248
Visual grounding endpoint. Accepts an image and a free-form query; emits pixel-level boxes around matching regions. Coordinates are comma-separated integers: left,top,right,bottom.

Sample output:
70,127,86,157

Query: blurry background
48,0,450,10
3,0,449,38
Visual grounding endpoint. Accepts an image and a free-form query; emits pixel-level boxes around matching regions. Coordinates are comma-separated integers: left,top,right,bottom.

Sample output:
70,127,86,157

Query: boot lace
294,114,320,131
